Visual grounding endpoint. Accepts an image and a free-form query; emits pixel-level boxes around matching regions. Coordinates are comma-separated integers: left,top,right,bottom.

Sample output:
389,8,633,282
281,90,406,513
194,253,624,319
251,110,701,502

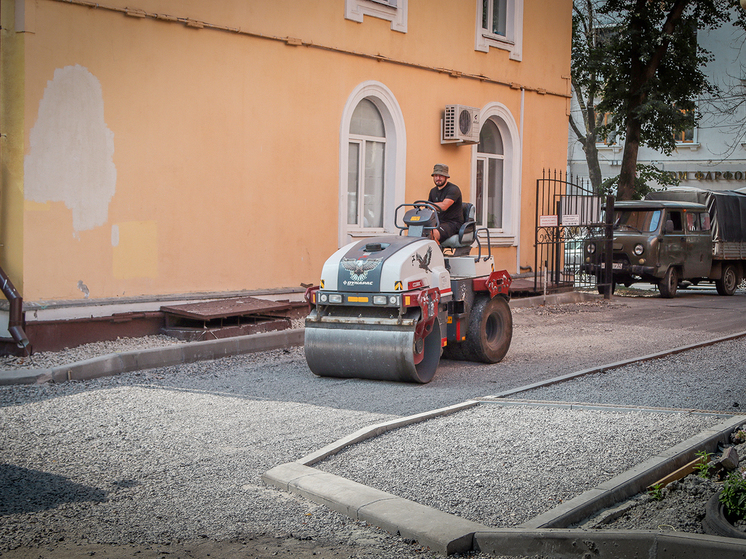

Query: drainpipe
0,266,31,352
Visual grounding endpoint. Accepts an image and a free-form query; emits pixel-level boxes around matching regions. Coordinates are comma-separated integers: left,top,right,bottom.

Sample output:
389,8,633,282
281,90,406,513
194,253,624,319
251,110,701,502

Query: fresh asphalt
4,286,746,557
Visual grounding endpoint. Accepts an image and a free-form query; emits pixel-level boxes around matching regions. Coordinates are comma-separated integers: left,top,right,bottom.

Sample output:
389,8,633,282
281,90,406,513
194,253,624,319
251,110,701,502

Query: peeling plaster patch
24,65,116,234
77,280,90,299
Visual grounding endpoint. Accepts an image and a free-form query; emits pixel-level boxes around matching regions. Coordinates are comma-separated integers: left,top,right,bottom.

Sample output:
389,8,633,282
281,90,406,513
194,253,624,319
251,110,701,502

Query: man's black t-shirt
428,182,463,225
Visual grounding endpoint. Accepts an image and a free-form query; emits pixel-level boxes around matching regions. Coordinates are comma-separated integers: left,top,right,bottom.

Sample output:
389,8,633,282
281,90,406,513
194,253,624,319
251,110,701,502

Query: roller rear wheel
461,296,512,363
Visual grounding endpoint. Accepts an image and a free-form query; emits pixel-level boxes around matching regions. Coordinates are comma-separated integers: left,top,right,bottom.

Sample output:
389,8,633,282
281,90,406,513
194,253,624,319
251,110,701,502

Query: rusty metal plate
160,297,293,320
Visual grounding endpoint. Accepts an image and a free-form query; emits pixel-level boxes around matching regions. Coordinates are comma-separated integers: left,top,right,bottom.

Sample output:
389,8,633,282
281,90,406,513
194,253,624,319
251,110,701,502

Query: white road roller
304,202,512,383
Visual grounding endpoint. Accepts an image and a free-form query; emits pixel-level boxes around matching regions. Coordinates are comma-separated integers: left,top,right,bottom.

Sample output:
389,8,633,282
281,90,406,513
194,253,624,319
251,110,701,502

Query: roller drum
304,319,441,384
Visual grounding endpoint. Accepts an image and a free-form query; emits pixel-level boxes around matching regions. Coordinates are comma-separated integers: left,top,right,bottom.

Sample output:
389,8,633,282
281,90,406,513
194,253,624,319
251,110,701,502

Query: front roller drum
304,319,442,384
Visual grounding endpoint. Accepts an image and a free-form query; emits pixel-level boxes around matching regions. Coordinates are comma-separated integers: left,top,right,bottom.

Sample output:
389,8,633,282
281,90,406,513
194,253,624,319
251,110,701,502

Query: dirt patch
583,440,746,537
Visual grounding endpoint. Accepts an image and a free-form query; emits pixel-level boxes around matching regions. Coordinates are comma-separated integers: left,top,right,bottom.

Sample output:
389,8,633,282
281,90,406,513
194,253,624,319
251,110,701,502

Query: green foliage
648,483,665,501
570,0,746,197
598,163,680,199
719,469,746,520
694,450,713,479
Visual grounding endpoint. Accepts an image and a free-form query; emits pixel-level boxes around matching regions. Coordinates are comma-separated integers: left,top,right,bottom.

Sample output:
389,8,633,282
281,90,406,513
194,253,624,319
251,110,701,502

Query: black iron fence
534,170,613,295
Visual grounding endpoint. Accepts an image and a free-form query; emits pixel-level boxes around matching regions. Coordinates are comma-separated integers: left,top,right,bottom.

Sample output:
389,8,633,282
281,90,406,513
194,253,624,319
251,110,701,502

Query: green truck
581,188,746,298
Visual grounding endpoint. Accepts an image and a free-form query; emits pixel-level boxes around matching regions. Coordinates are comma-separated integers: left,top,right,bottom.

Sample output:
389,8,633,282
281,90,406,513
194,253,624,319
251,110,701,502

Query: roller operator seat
440,202,477,255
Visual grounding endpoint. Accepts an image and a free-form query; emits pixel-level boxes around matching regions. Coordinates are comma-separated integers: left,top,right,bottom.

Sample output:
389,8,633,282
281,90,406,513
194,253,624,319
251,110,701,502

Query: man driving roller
427,163,463,244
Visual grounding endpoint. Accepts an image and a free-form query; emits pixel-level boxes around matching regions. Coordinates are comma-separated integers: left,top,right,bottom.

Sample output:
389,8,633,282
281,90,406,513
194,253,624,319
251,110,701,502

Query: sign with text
539,215,558,227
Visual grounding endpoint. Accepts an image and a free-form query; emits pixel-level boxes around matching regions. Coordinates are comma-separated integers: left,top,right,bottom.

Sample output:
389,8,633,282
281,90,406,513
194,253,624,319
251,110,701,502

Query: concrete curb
488,328,746,400
473,528,746,559
261,462,486,556
519,413,746,529
299,400,480,466
0,329,305,386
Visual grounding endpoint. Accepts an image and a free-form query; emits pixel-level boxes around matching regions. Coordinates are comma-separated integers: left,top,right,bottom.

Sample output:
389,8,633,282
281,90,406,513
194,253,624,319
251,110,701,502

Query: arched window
476,119,505,229
347,99,386,229
471,103,521,246
339,82,406,245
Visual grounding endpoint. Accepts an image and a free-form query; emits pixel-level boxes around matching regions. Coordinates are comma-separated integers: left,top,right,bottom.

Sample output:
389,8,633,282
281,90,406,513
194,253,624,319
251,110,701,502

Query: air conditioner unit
442,105,480,144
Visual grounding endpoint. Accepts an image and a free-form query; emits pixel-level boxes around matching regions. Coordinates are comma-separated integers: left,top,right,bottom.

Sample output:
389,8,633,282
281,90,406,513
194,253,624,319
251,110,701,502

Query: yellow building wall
9,0,571,302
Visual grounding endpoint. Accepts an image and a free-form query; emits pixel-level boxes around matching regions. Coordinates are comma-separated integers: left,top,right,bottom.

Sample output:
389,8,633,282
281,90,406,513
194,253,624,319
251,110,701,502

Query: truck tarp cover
646,188,746,242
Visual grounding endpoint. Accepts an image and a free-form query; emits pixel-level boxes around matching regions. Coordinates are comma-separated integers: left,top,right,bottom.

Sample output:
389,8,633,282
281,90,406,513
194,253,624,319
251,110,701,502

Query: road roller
304,201,512,383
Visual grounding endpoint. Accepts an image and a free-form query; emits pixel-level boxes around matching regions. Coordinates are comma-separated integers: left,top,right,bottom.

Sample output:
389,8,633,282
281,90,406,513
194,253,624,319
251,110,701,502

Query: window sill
596,144,623,153
477,232,516,247
675,142,700,151
345,0,407,33
346,229,394,238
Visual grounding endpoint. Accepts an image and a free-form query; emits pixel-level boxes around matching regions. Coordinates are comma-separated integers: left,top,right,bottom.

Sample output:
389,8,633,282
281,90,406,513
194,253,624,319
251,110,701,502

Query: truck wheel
659,266,678,298
462,295,512,363
716,263,739,296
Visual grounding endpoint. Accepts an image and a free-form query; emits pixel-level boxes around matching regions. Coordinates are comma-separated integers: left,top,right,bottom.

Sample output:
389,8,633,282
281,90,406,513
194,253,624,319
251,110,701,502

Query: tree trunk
617,119,640,200
584,141,603,195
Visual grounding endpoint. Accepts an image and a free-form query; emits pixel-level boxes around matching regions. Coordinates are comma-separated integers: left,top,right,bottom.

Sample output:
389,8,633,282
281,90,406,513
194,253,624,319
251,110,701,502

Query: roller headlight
633,244,644,256
586,242,596,255
319,293,328,303
373,295,388,305
329,294,343,304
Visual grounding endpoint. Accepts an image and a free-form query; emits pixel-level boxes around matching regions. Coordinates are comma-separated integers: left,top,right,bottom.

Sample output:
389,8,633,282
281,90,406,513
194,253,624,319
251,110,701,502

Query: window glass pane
476,159,485,226
347,143,360,225
700,212,711,231
478,119,503,155
614,210,662,232
492,0,506,36
350,99,385,137
668,211,683,232
363,141,385,228
487,158,503,229
482,0,489,30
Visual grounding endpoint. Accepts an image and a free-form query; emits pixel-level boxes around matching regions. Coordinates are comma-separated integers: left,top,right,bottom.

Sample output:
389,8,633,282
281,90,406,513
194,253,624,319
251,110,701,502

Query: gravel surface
2,295,746,559
510,337,746,413
316,404,726,527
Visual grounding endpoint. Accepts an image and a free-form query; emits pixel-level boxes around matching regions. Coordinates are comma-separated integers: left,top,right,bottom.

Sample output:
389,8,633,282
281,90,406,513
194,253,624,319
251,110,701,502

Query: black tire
461,295,512,363
702,493,746,539
716,263,739,296
659,266,678,298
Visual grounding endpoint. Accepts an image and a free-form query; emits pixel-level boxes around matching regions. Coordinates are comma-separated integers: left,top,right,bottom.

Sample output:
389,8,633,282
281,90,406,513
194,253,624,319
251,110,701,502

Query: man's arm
430,198,455,212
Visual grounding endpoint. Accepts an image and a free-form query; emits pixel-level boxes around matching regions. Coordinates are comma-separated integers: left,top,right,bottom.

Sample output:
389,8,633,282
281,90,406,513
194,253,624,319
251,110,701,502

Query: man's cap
431,164,450,177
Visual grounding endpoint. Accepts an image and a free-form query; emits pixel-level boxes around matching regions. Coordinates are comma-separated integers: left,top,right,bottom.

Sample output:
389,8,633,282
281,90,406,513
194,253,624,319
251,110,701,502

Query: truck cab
582,200,712,298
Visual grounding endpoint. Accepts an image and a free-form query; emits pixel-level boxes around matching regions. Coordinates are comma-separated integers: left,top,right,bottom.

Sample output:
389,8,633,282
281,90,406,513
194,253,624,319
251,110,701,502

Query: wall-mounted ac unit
442,105,480,145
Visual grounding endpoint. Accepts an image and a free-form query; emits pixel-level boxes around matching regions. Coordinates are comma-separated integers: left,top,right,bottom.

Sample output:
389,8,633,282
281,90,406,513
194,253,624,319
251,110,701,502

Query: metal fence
534,170,612,294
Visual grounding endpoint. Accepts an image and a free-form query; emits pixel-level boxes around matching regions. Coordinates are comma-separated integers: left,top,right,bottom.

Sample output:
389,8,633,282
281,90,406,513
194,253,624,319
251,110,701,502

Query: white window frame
475,0,523,61
345,0,408,33
339,82,407,246
471,103,521,246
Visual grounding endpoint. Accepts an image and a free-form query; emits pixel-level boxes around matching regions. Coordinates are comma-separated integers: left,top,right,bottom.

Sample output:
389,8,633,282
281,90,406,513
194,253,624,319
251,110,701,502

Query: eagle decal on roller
415,247,433,273
341,258,383,281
